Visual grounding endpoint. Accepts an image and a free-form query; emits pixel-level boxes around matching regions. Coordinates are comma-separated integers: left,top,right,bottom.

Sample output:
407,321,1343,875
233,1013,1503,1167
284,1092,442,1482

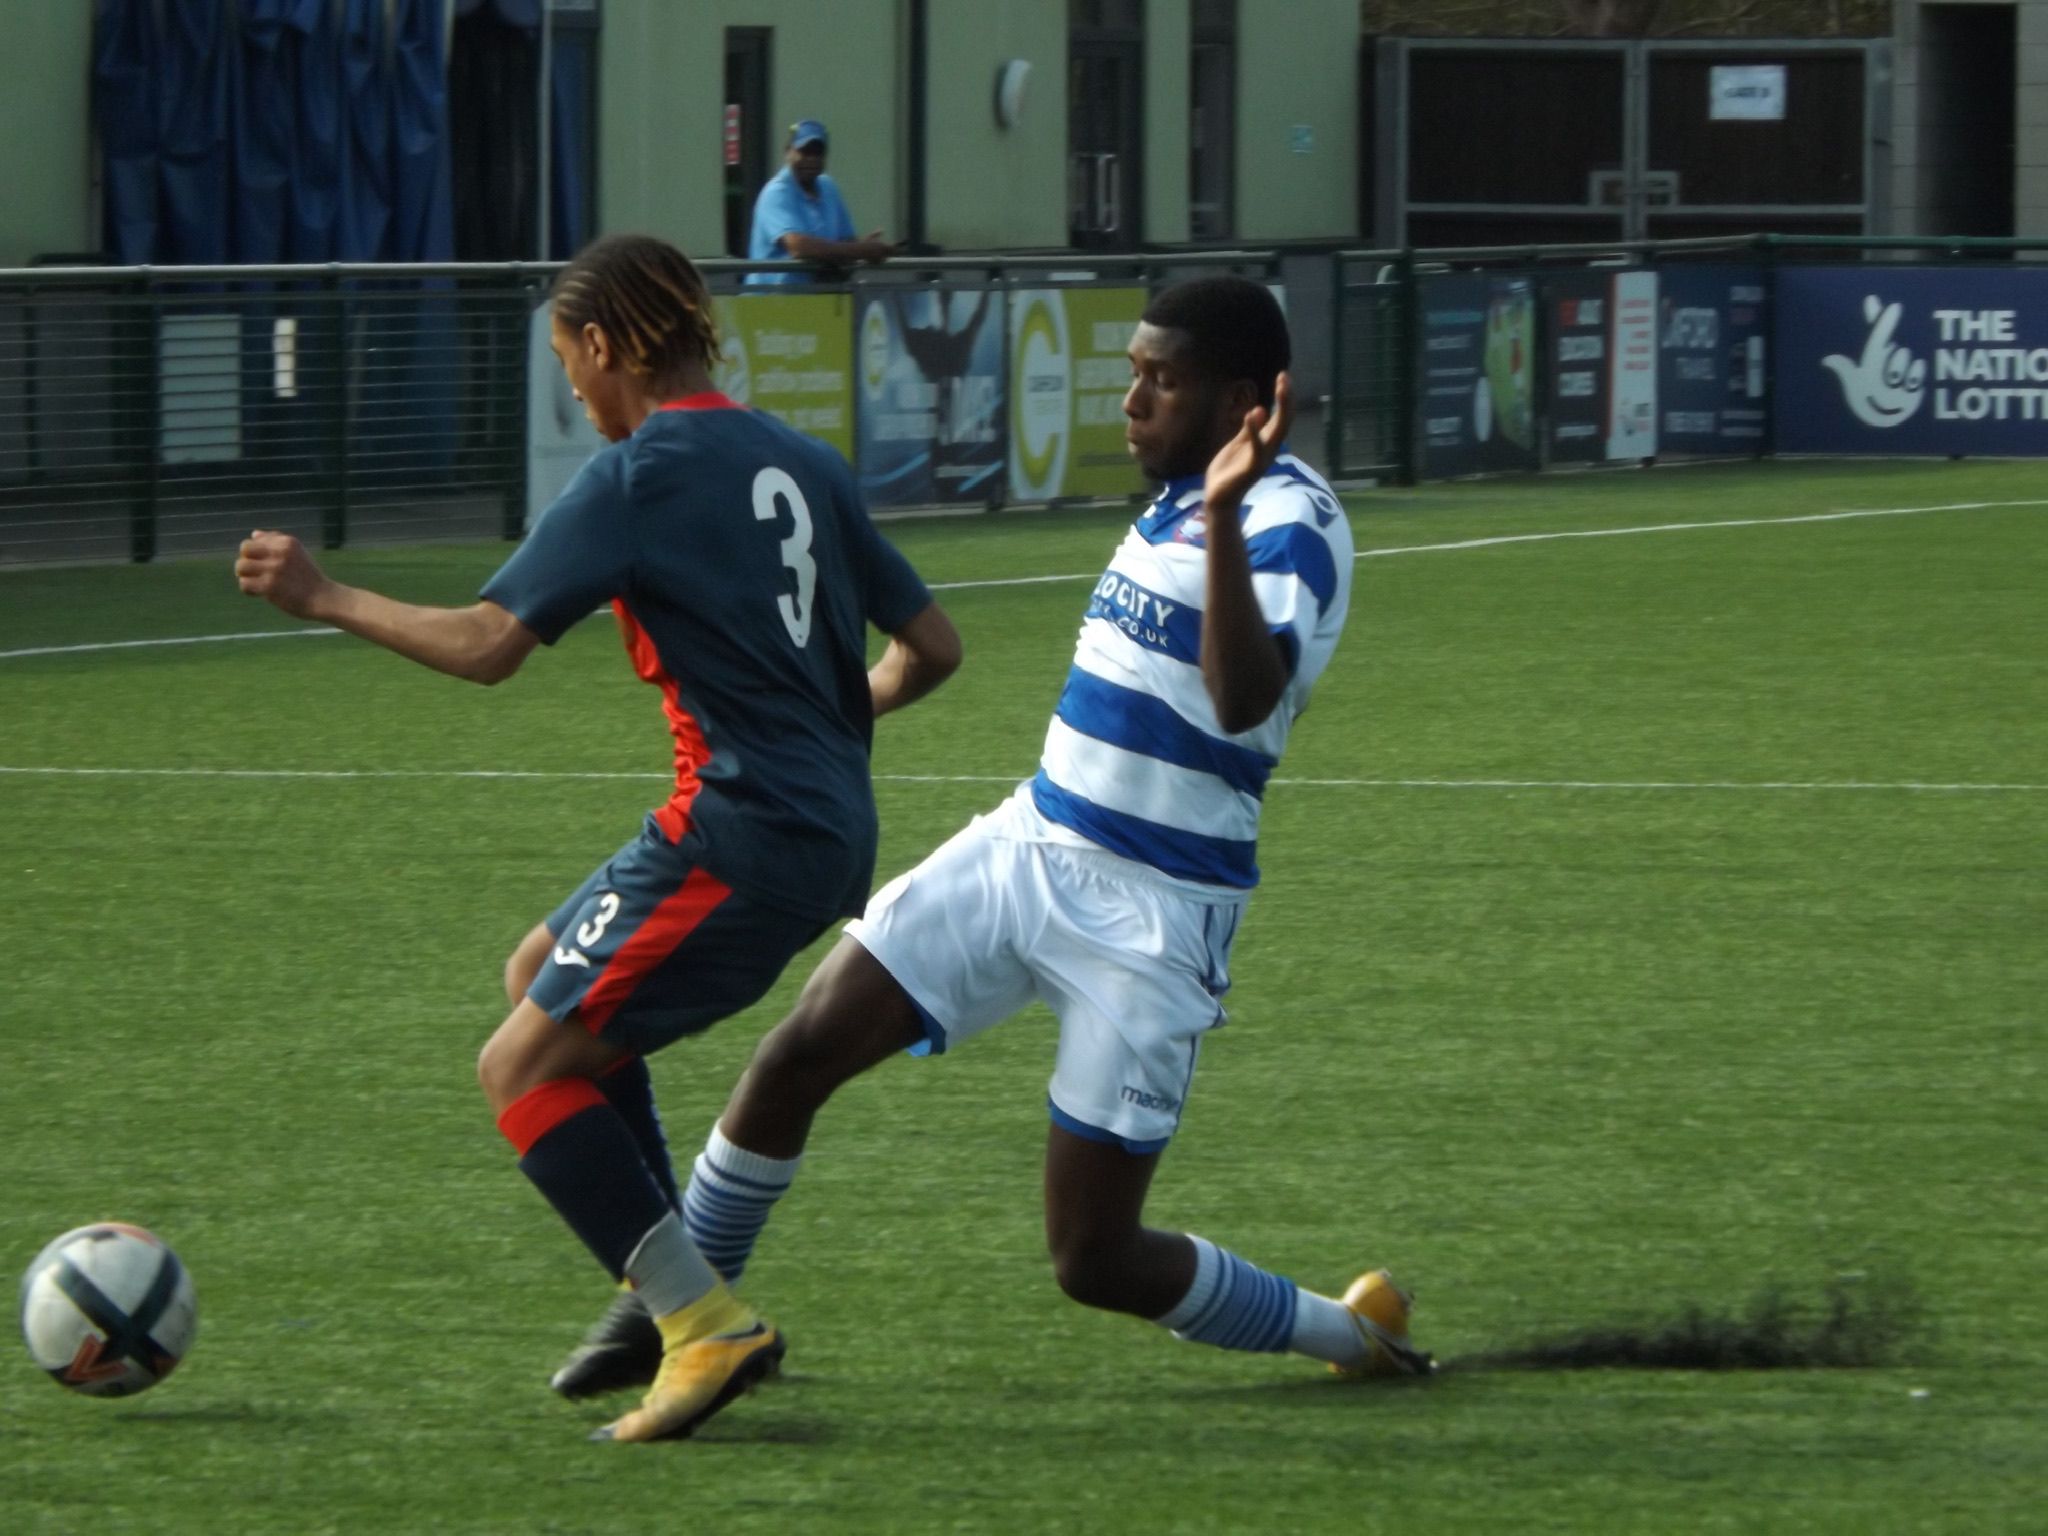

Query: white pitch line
1275,777,2048,792
1342,498,2048,560
0,766,2040,793
0,628,346,661
3,497,2042,662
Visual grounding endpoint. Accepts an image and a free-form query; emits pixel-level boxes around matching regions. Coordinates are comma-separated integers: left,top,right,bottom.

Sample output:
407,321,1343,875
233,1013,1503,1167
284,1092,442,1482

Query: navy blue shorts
528,819,829,1057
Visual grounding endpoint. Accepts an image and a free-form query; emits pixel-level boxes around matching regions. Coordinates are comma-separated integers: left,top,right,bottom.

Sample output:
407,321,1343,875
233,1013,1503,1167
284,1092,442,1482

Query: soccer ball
20,1223,197,1397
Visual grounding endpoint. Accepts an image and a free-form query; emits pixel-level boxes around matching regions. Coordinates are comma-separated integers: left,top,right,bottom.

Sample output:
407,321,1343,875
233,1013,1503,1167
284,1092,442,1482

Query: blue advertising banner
1776,265,2048,456
1416,273,1540,479
1656,266,1767,456
856,288,1005,507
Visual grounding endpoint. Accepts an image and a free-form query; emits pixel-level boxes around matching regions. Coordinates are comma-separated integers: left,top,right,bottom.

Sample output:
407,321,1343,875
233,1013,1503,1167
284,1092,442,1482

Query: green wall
0,0,1367,273
0,3,93,266
1234,0,1358,240
925,0,1069,250
1143,0,1191,245
599,0,905,257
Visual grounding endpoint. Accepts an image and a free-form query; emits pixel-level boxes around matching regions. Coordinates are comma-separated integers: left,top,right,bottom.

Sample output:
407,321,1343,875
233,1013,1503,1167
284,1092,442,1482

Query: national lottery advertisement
711,292,856,461
1008,286,1151,502
1416,273,1540,478
855,288,1006,508
1775,266,2048,456
1656,267,1767,456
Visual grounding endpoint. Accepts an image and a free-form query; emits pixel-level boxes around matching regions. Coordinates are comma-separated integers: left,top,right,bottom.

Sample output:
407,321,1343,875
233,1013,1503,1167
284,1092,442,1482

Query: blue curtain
94,0,159,265
232,0,295,264
338,0,391,262
159,0,233,264
390,0,454,264
285,0,345,262
550,27,593,260
392,0,460,478
91,0,469,269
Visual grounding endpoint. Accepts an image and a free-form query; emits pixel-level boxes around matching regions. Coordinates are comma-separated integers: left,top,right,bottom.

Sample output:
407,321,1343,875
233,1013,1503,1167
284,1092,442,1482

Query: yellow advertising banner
1008,286,1150,502
711,292,855,459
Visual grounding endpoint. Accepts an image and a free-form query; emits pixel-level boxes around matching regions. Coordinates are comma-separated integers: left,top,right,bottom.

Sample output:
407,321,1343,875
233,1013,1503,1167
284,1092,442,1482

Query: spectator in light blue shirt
746,119,897,287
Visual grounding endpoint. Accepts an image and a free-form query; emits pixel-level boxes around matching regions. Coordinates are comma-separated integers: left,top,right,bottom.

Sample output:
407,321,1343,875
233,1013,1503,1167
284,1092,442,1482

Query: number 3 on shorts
753,466,816,648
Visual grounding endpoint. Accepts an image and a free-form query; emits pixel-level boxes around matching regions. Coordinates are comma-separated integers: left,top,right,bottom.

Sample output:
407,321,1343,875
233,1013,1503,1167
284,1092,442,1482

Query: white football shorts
846,788,1245,1152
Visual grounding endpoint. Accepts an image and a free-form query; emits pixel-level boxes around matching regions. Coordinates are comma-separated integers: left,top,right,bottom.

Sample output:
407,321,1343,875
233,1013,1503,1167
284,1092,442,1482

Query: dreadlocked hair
551,234,722,388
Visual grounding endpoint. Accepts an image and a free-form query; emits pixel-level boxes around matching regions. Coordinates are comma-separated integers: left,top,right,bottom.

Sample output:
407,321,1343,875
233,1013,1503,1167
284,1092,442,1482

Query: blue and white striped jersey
1024,451,1353,892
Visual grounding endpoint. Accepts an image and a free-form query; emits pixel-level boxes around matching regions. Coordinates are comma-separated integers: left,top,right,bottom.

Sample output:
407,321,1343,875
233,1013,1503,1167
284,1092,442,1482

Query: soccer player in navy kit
235,234,961,1441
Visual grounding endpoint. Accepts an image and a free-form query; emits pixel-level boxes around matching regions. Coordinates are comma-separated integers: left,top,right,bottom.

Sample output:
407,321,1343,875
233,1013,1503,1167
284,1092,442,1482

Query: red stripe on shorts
576,867,734,1033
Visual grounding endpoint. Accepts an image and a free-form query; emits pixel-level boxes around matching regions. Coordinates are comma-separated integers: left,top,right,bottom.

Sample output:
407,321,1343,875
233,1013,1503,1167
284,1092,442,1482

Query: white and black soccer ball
20,1223,197,1397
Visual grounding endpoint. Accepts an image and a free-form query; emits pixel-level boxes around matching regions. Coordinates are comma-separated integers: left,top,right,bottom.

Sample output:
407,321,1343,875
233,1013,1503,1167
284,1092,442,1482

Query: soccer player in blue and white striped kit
565,276,1433,1435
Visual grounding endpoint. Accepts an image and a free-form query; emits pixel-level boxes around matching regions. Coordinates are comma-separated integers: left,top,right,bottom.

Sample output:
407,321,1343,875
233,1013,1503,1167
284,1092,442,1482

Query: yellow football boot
594,1286,785,1442
1332,1269,1436,1378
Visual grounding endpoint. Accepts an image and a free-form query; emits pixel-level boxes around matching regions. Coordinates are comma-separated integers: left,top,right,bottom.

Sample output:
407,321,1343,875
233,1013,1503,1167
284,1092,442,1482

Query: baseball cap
788,118,828,150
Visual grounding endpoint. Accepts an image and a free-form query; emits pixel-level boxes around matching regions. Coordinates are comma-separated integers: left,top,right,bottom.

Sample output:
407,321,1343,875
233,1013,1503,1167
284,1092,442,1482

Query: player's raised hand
235,530,333,621
1204,371,1292,515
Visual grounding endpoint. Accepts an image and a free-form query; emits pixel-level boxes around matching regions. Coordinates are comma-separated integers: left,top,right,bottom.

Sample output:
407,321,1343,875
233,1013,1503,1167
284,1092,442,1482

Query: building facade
6,1,2042,272
596,0,1366,257
0,0,1363,269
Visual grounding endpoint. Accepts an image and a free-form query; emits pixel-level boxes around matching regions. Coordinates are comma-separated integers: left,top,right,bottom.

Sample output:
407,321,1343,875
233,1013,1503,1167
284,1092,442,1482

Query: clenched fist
235,530,334,621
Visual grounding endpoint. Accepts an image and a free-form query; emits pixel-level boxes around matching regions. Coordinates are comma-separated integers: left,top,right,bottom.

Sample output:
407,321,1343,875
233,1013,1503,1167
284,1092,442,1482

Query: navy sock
499,1079,671,1280
598,1056,681,1211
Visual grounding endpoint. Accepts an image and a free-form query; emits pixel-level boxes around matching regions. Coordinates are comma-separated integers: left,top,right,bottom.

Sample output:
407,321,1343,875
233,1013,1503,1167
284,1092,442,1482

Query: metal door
1069,40,1142,250
723,28,771,258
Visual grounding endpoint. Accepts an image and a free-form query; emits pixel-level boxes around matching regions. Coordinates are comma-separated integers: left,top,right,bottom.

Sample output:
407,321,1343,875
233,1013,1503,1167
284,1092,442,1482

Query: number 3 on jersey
752,467,816,647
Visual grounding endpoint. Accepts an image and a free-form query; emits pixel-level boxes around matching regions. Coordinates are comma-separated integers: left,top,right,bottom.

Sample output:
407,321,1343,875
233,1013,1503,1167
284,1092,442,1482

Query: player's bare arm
235,530,541,685
869,599,963,717
1197,371,1294,734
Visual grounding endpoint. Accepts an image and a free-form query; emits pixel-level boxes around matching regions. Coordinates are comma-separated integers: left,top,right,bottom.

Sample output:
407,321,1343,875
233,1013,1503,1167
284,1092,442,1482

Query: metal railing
1329,249,1410,482
0,265,537,567
0,252,1286,568
7,234,2045,566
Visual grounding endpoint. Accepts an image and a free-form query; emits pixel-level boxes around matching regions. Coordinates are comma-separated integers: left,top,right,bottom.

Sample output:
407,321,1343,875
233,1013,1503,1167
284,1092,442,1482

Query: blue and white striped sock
1156,1235,1299,1354
681,1124,801,1282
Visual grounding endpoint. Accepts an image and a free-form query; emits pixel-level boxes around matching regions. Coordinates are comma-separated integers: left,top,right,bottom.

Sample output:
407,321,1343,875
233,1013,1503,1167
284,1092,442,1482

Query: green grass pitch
1,460,2043,1533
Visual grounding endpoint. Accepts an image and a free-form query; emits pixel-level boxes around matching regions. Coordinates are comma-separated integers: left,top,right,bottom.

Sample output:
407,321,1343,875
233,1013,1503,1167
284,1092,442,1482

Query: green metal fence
1327,249,1411,483
0,251,1282,568
7,235,2046,567
0,265,541,567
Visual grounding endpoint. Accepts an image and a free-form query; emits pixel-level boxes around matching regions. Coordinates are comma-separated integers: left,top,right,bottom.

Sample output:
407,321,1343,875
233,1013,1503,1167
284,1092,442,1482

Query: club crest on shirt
1174,511,1207,545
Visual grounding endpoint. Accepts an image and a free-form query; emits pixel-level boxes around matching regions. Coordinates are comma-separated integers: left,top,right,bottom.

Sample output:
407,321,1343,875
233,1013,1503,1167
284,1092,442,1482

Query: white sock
1288,1287,1369,1370
1155,1235,1224,1333
623,1211,720,1318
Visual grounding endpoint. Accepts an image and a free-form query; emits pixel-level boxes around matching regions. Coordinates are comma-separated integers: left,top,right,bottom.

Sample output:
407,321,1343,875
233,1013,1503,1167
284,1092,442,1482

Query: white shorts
847,789,1246,1152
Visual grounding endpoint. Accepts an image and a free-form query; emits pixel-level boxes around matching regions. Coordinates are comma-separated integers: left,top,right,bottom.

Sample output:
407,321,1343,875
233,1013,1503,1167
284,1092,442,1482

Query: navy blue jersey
482,393,932,922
